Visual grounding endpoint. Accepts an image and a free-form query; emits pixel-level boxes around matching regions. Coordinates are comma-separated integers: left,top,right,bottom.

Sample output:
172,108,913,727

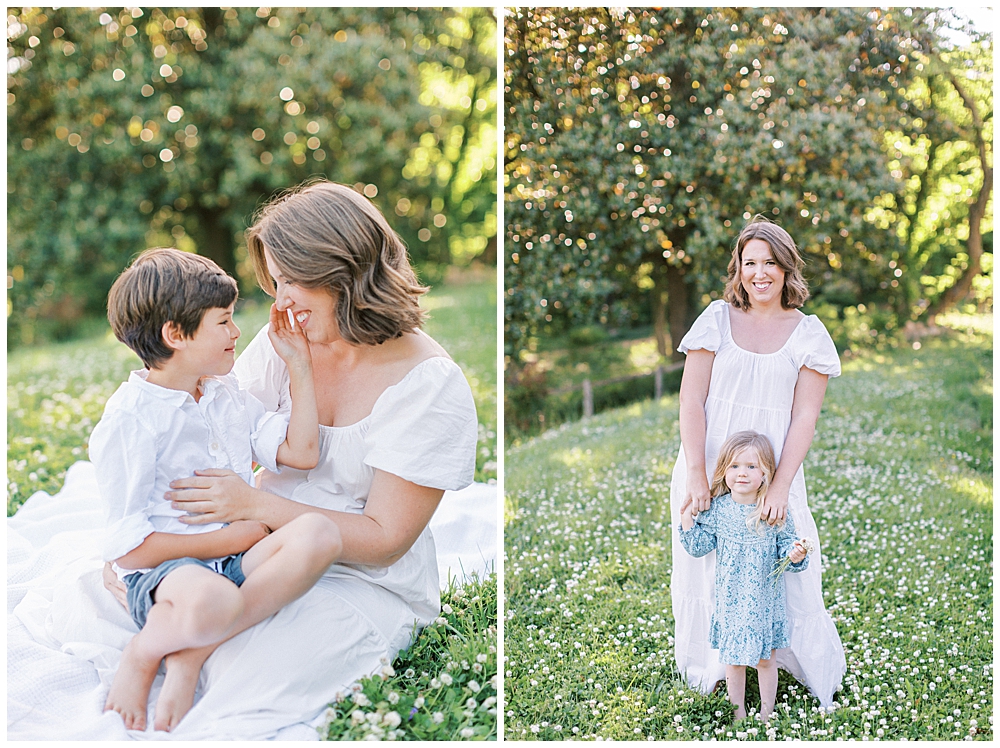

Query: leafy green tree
505,7,928,361
7,7,496,345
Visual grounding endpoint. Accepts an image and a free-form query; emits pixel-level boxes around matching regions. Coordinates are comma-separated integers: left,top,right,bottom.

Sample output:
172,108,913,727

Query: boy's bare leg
105,566,243,731
725,664,748,720
155,514,342,730
756,652,778,721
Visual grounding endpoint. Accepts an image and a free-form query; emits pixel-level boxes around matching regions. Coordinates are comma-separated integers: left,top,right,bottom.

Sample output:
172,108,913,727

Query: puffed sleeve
677,505,718,558
88,401,159,561
233,324,291,415
678,300,725,354
795,316,841,378
775,511,808,573
363,357,478,491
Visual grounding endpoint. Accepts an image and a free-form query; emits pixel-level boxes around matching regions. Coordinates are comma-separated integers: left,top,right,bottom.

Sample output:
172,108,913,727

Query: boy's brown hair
107,247,238,369
246,180,427,346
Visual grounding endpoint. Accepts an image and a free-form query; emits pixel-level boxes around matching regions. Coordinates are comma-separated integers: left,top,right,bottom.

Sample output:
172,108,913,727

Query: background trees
7,7,497,345
504,7,991,364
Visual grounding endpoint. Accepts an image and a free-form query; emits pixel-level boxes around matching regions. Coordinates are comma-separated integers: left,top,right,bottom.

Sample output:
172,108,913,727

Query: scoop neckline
318,355,453,432
723,302,807,356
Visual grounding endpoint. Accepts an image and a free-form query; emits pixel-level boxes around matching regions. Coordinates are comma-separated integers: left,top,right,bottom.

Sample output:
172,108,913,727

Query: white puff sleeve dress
165,326,479,738
669,299,846,708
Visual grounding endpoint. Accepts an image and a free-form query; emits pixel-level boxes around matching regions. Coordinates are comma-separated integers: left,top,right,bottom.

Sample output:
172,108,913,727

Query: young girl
678,430,809,721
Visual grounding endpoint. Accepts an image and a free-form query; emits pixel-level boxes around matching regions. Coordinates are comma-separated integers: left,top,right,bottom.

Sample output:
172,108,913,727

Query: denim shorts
123,553,247,630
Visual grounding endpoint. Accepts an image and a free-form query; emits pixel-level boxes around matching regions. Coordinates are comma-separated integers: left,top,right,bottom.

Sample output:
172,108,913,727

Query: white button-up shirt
89,369,288,568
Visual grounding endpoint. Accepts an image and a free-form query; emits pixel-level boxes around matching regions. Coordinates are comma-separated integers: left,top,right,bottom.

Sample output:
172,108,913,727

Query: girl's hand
102,562,129,611
267,303,312,371
788,540,807,564
166,468,258,525
682,468,713,515
761,485,789,525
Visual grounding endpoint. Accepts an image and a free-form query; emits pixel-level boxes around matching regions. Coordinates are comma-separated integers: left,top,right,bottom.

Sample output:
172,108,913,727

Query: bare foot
153,647,211,732
104,637,161,731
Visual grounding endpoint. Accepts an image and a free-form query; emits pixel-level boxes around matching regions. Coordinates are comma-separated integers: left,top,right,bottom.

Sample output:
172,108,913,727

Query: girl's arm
762,366,829,524
167,468,443,567
775,513,809,571
678,349,715,514
115,521,270,569
266,304,320,470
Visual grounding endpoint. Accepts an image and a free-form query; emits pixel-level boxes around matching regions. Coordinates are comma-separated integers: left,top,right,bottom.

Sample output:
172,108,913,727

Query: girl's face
264,247,339,344
740,239,786,308
724,447,766,502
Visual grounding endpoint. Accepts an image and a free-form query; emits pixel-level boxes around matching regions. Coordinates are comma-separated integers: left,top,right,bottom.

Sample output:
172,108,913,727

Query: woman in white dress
670,216,846,709
96,180,480,737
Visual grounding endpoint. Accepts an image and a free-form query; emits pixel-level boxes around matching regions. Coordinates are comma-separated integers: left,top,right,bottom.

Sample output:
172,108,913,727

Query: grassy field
6,273,498,741
6,273,497,516
504,314,992,740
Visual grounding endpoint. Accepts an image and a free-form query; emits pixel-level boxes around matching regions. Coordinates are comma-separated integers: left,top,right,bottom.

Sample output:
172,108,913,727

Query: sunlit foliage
7,7,497,345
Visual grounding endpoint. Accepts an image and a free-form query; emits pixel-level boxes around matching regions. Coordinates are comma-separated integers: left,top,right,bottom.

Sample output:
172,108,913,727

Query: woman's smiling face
264,247,339,344
740,238,786,308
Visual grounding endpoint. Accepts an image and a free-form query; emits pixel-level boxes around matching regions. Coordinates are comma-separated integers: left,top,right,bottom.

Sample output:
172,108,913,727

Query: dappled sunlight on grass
505,318,992,740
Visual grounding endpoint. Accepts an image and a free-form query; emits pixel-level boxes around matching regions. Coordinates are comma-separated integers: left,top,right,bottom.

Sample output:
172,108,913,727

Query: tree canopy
504,7,991,362
8,7,497,345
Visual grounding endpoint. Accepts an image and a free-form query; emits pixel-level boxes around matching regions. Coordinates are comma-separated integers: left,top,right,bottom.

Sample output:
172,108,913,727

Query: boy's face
182,304,241,376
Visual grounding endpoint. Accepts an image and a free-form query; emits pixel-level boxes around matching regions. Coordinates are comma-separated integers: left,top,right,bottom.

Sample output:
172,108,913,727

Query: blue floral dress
678,493,808,666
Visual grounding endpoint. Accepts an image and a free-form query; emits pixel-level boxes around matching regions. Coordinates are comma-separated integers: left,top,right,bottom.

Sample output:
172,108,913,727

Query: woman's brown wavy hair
724,216,810,311
246,180,427,345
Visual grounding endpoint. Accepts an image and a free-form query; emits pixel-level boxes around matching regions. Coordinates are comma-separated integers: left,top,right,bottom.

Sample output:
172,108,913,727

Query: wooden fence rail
551,361,685,419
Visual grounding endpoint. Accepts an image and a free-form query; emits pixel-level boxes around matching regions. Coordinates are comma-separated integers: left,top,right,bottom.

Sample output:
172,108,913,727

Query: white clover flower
387,692,399,705
414,697,425,708
352,692,371,706
440,672,453,686
530,725,540,733
404,668,415,678
432,712,444,724
472,663,483,673
351,710,366,725
435,616,448,625
468,680,481,693
482,697,497,709
465,698,477,709
476,653,487,663
430,678,441,689
442,604,453,614
460,727,474,738
490,675,497,689
332,690,347,703
381,664,395,678
383,711,402,728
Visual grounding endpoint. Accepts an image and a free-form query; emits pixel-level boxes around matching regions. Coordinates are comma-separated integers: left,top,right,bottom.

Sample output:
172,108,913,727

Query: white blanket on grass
7,461,497,741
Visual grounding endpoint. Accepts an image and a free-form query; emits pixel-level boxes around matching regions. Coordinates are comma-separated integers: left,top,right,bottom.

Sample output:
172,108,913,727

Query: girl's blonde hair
710,430,780,532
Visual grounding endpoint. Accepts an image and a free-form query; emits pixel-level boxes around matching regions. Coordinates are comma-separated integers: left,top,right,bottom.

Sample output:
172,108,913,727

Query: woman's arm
167,469,443,567
762,366,829,524
266,304,320,470
678,349,715,513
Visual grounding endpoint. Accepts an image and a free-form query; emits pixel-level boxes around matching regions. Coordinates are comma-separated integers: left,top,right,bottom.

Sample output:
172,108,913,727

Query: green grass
503,314,992,740
6,273,497,516
6,274,498,740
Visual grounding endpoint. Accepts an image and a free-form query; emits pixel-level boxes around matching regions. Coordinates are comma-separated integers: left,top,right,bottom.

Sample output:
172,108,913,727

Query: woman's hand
761,484,789,525
682,468,713,515
166,468,258,525
102,562,129,611
267,303,312,371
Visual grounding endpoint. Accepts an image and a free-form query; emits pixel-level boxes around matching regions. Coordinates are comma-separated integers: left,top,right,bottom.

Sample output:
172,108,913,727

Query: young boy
90,247,321,732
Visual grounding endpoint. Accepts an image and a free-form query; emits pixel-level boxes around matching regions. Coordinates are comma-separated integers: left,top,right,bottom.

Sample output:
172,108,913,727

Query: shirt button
211,442,219,451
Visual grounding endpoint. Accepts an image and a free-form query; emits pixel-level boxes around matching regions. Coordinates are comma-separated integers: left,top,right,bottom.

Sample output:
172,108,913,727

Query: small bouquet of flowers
770,537,815,586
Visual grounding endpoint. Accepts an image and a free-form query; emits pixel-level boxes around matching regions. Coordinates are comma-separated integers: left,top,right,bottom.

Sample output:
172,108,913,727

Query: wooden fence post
582,378,593,418
654,365,663,400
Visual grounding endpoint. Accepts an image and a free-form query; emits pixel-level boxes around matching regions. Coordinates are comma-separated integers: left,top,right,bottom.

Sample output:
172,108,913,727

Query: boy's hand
222,519,271,553
788,540,807,564
267,303,312,370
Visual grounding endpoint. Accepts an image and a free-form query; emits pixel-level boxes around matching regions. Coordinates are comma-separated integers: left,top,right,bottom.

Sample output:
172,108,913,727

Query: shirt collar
127,369,226,406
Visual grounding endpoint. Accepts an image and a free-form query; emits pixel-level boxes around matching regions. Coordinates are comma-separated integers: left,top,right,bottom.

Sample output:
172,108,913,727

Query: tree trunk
193,207,236,279
666,262,692,363
652,269,669,358
923,69,993,321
